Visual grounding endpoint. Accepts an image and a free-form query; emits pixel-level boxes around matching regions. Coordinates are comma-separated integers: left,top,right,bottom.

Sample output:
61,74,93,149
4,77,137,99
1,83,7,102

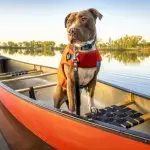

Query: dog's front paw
68,110,76,115
90,106,98,113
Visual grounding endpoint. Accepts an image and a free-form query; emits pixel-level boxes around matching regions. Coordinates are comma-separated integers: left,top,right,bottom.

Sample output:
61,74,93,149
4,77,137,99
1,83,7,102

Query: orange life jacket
57,45,102,88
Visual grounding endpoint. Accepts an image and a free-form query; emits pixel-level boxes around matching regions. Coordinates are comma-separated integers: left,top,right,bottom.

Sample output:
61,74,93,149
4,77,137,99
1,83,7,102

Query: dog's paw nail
90,107,98,113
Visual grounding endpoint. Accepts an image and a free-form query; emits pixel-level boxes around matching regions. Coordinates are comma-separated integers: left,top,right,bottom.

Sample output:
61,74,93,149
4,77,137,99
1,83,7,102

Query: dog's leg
88,77,97,112
53,84,64,108
64,64,75,112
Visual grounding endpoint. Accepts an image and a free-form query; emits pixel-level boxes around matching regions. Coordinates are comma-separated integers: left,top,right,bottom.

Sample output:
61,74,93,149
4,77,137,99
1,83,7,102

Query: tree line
0,35,150,56
96,35,150,50
0,41,67,56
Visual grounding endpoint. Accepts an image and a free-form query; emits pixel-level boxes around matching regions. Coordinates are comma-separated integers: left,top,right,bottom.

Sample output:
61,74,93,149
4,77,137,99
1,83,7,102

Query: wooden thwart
117,101,135,107
140,113,150,121
15,82,57,92
1,72,56,83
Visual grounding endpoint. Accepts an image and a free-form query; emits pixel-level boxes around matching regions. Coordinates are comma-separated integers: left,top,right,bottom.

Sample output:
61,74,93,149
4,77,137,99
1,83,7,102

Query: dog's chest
78,67,97,86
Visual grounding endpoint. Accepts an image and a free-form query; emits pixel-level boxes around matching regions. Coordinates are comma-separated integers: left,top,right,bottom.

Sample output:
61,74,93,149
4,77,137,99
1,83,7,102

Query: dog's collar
80,43,93,50
74,37,96,51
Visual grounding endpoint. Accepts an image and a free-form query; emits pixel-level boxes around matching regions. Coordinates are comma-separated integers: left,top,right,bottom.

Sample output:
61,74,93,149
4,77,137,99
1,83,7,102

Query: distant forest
96,35,150,50
0,35,150,56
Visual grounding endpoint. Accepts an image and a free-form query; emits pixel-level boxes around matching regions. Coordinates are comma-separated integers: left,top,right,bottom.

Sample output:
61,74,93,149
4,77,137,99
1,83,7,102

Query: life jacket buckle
66,53,74,60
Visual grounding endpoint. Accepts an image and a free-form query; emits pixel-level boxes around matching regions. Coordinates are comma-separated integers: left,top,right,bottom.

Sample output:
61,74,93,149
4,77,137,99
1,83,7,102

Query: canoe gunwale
0,82,149,144
99,80,150,100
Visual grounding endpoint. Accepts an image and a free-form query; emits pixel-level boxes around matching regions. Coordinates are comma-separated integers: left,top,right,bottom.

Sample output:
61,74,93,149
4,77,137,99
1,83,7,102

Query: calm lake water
99,50,150,98
1,49,150,98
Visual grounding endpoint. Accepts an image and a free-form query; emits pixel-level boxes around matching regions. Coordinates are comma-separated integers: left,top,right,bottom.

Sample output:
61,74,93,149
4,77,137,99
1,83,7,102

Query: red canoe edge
0,83,150,150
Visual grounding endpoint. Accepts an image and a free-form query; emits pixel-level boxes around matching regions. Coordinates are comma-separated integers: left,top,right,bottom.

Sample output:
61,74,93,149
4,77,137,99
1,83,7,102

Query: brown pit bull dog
53,8,103,113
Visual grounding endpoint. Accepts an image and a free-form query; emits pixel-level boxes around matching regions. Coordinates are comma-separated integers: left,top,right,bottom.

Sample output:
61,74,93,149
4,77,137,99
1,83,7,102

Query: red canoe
0,56,150,150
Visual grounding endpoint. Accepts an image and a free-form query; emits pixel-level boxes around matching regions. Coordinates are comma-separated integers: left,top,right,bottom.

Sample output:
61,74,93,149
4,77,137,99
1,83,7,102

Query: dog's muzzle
68,28,80,42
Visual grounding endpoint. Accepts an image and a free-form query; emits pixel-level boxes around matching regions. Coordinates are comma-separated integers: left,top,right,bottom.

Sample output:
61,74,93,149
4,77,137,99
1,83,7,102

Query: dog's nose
68,28,79,41
68,28,79,36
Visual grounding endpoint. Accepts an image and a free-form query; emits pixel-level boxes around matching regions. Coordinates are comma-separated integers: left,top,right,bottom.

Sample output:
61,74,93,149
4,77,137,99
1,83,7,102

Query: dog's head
65,8,103,45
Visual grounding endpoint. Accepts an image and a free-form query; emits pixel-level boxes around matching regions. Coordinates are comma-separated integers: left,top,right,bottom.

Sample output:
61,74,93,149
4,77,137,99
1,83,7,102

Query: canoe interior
0,57,150,145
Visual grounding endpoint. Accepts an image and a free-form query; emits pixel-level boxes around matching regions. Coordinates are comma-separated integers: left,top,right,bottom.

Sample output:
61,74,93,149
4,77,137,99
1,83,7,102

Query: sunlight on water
1,50,150,97
0,51,62,68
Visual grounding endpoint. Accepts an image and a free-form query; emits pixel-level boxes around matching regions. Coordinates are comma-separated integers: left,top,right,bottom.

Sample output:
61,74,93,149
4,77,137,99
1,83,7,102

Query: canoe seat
0,69,34,76
86,105,145,129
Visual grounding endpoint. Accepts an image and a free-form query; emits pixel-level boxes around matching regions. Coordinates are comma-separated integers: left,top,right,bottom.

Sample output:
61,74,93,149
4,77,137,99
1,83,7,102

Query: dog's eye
81,17,87,22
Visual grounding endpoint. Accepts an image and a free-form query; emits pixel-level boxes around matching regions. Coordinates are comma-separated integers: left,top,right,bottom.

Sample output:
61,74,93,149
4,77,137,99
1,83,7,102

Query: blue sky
0,0,150,43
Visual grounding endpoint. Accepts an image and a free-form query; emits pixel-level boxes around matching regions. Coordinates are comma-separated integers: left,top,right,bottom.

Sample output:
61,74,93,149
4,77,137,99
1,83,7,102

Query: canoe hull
0,85,150,150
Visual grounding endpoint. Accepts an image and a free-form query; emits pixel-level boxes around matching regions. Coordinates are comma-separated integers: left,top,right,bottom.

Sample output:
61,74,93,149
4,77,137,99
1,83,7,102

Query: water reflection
1,48,150,65
101,49,150,64
0,48,55,56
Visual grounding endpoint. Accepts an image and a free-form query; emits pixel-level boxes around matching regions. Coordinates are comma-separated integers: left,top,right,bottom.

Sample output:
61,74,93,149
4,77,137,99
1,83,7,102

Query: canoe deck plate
86,105,144,129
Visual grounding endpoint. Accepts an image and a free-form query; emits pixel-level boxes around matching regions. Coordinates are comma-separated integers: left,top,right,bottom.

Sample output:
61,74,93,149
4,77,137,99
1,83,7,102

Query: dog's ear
88,8,103,20
65,13,72,28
